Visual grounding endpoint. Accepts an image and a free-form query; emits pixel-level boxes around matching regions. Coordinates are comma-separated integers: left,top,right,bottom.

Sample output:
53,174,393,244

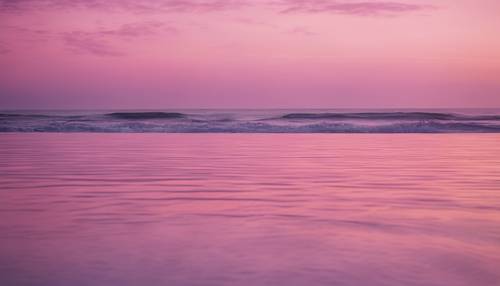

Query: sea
1,109,500,286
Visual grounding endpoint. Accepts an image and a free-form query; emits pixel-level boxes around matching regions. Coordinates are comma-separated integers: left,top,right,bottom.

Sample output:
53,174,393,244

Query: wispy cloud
1,25,53,43
0,25,52,55
63,31,124,57
1,0,434,17
233,17,277,28
278,1,433,16
97,21,176,37
0,0,247,13
62,21,174,57
286,26,315,36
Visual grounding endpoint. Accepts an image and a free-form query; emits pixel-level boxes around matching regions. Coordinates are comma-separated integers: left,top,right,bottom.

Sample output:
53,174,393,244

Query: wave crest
106,112,186,120
280,112,500,121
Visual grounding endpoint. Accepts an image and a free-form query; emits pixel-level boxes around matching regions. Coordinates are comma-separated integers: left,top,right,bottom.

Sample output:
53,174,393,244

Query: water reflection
1,134,500,286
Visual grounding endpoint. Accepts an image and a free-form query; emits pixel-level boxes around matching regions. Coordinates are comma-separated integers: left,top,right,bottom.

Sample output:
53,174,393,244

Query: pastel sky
1,0,499,109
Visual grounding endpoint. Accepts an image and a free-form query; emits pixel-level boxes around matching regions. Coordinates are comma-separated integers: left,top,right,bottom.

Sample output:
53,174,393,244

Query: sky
0,0,499,109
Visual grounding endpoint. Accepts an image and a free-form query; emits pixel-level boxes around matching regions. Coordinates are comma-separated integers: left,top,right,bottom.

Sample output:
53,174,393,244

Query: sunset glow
1,0,499,108
2,3,500,285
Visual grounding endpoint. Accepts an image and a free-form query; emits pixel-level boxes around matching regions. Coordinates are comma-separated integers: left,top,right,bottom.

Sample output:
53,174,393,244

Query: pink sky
0,0,499,109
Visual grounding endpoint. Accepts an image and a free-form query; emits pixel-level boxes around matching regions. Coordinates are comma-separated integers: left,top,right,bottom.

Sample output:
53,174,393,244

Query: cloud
97,21,176,37
0,0,247,13
1,25,53,43
233,17,277,28
278,1,433,16
63,31,124,57
62,21,174,57
0,26,52,55
286,26,315,36
1,0,433,17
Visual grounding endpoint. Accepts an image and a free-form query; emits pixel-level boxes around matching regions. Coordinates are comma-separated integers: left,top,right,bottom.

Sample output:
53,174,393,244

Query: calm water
1,134,500,286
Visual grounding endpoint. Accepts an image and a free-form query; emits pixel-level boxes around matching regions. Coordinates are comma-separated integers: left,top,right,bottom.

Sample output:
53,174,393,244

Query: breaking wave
279,112,500,121
106,112,186,119
1,110,500,133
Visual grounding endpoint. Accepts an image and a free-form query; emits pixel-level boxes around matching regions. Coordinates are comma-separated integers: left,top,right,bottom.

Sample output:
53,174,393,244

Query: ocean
1,132,499,286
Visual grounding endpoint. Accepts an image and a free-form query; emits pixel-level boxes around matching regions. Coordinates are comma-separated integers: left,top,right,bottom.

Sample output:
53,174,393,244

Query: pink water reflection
1,134,500,286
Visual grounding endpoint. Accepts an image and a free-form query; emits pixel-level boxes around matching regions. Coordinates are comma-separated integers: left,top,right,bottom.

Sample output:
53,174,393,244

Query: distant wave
279,112,500,121
1,111,500,133
0,113,53,118
106,112,186,119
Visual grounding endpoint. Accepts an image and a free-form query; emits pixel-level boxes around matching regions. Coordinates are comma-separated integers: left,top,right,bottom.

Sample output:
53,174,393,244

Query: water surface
1,134,500,286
